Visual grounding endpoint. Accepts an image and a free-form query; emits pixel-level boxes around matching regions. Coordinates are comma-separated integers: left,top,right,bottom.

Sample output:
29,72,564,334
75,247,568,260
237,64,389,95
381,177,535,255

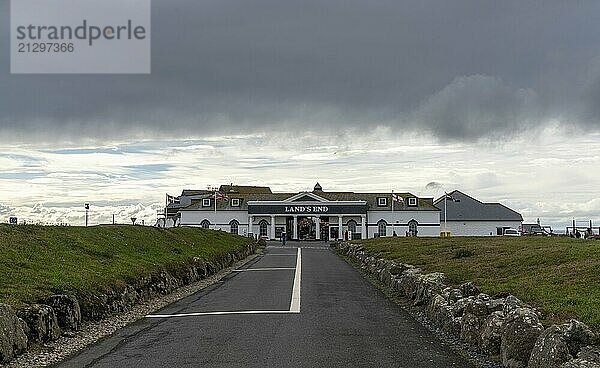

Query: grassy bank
356,236,600,329
0,224,255,307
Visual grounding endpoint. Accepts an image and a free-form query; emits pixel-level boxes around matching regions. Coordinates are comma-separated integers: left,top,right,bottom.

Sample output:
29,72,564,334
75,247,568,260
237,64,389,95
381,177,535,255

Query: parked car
503,228,520,237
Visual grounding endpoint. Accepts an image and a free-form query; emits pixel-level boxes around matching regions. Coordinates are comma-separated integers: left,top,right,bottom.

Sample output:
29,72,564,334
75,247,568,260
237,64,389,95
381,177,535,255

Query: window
201,219,210,229
231,198,241,207
259,220,268,237
229,220,239,234
202,198,211,207
377,220,387,237
408,220,418,236
347,220,357,234
408,197,418,206
377,197,387,206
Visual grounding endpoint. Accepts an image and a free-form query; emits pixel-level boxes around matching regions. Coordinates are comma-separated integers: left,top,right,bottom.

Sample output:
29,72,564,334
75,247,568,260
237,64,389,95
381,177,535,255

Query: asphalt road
56,242,472,368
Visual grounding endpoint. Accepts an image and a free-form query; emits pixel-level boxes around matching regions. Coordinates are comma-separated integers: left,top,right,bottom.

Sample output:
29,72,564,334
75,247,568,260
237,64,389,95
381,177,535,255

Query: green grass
355,236,600,330
0,224,254,307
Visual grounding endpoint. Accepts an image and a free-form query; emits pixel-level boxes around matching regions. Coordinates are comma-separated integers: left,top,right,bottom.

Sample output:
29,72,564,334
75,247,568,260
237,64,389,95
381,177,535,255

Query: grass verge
355,236,600,329
0,224,255,307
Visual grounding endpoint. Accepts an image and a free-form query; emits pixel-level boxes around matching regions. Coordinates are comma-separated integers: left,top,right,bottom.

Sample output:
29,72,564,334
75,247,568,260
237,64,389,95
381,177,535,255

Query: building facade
162,183,441,240
435,190,523,236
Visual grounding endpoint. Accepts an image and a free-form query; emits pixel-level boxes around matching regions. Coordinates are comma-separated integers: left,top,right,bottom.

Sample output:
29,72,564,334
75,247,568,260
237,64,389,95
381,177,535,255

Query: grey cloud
425,182,443,191
1,0,600,143
412,75,539,140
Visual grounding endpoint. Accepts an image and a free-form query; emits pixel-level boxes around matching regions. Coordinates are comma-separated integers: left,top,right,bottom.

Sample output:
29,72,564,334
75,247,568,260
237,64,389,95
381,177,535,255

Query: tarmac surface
56,242,472,368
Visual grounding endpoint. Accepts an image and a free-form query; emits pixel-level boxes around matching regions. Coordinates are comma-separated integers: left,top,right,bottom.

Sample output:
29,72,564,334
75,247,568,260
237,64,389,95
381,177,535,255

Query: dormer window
378,197,387,207
231,198,241,207
408,197,418,207
202,198,211,207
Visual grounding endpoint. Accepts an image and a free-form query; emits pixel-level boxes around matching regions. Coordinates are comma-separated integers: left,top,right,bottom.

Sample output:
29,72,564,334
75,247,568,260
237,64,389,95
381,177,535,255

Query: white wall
367,210,440,238
179,209,443,238
180,210,250,235
444,221,522,236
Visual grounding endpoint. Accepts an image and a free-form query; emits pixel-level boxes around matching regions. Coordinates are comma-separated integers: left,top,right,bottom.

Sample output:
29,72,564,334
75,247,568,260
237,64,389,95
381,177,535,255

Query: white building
435,190,523,236
162,183,441,240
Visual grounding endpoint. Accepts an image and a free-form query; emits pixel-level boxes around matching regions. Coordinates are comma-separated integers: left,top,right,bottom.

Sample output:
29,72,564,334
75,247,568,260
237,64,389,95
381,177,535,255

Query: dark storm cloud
1,0,600,142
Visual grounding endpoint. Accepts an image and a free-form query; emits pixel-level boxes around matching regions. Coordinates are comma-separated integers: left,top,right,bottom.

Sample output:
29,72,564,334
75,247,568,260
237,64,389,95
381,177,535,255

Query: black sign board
248,204,366,215
9,217,17,224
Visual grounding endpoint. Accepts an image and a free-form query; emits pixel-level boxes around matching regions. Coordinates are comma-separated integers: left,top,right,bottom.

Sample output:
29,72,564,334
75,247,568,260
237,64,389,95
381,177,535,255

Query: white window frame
377,197,387,207
347,220,357,234
259,220,268,237
408,220,418,236
230,220,239,234
202,198,211,207
377,220,387,236
231,198,241,207
408,197,418,206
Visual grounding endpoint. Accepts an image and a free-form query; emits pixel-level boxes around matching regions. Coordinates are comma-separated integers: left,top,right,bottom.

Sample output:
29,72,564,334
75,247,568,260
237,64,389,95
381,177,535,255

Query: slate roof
434,190,523,222
179,185,439,212
180,189,212,196
219,185,273,194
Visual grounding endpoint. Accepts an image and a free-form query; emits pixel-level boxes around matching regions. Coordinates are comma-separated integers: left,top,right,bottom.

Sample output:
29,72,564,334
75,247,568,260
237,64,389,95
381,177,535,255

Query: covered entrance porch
247,192,367,241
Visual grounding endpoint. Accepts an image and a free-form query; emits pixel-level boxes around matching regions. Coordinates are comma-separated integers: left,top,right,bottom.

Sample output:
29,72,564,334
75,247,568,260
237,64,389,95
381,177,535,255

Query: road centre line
289,247,301,313
232,267,295,272
146,310,299,318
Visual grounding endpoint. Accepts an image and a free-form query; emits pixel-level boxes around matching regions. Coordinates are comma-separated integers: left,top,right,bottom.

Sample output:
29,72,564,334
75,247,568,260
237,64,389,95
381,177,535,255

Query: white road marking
146,248,303,319
289,247,301,313
146,310,299,318
232,267,295,272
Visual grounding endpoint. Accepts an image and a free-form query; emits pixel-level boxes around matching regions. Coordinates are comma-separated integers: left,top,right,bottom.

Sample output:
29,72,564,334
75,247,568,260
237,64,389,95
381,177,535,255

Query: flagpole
164,193,168,228
444,192,448,232
392,190,394,236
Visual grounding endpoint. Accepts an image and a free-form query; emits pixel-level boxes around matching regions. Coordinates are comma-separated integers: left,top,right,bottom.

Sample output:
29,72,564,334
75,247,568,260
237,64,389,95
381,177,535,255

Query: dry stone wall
334,242,600,368
0,240,262,365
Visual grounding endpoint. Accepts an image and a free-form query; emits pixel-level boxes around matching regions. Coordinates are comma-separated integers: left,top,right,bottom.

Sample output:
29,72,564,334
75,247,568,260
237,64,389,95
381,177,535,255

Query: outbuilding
434,190,523,236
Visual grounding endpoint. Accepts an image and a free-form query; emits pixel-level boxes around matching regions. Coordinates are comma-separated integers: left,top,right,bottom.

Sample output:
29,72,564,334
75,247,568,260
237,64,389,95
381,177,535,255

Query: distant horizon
1,1,599,230
2,155,598,232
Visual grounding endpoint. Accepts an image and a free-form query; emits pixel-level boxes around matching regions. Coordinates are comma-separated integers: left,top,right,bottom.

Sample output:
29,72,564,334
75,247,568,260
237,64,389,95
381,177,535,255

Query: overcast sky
1,0,599,229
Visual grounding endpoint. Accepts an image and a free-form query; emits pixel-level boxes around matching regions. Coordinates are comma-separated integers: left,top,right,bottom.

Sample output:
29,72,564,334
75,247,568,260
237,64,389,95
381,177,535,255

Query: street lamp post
84,203,90,227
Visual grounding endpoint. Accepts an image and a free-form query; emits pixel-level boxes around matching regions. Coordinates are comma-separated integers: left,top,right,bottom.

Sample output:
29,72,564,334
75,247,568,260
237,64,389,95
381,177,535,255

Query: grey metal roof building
435,190,523,222
434,190,523,236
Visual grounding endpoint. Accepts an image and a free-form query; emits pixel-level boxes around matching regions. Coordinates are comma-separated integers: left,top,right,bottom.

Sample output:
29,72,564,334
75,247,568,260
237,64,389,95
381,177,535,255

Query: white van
503,228,520,237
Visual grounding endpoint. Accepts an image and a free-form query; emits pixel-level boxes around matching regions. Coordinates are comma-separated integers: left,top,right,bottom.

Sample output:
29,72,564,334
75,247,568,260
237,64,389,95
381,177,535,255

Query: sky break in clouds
0,0,599,228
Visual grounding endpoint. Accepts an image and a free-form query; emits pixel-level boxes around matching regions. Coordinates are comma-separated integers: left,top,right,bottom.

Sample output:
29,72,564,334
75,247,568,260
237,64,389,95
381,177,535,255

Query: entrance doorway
284,216,328,240
298,217,315,240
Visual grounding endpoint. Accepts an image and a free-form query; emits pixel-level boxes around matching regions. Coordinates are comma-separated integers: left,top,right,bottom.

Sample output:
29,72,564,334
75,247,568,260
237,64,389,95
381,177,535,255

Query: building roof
219,185,273,194
180,189,212,196
179,184,439,212
434,190,523,222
